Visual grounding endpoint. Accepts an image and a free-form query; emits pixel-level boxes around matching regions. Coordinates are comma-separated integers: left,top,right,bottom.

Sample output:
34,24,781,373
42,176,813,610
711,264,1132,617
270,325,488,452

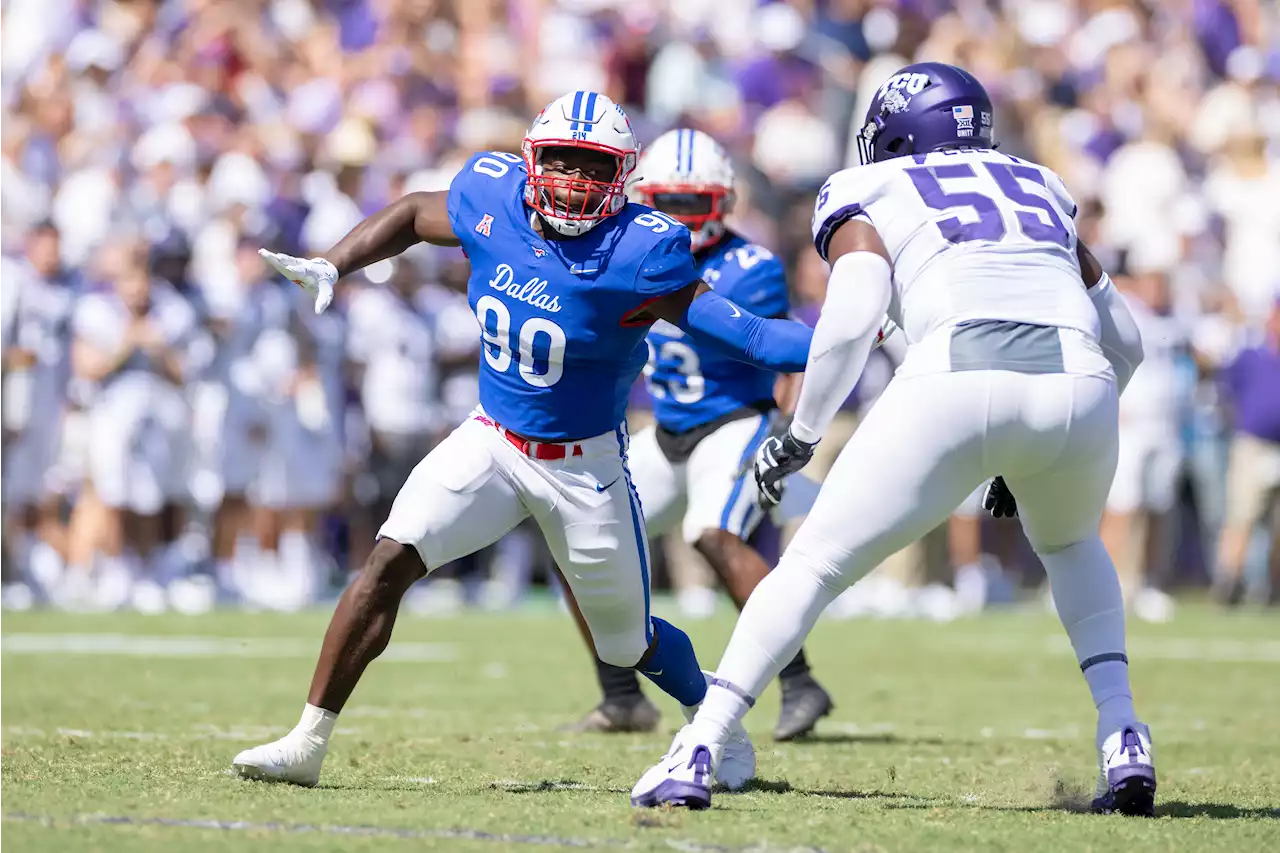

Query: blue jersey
644,232,789,433
448,151,697,440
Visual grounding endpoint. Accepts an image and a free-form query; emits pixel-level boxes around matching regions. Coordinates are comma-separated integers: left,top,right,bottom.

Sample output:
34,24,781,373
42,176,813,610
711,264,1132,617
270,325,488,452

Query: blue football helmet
856,62,995,165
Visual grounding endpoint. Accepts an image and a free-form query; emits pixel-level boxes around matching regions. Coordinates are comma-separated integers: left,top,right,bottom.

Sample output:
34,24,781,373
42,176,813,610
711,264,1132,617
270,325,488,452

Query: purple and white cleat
1091,723,1156,816
630,732,714,809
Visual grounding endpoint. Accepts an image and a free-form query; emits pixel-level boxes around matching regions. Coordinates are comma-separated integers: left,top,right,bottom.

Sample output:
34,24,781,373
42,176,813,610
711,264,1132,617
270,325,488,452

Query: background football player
568,128,833,741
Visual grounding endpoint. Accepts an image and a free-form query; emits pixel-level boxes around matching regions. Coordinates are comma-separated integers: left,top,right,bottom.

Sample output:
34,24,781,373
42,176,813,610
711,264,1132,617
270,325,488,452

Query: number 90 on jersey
475,295,567,388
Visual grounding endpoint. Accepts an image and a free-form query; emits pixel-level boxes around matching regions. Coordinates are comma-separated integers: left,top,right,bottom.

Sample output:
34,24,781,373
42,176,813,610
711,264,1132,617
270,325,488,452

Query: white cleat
230,731,327,787
631,727,714,809
1091,723,1156,816
681,672,755,791
715,719,755,790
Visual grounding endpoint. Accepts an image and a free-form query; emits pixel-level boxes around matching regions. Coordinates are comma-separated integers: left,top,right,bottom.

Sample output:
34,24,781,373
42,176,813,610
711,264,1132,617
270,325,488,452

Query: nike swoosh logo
595,478,620,493
644,669,664,677
729,304,742,318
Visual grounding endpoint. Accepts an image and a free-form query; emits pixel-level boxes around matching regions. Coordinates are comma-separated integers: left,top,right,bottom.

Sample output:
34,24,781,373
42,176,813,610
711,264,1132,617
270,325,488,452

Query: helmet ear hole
886,137,905,154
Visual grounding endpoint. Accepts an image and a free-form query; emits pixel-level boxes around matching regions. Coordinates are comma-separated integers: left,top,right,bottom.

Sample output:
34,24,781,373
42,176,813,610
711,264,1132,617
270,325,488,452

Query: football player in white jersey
632,63,1156,816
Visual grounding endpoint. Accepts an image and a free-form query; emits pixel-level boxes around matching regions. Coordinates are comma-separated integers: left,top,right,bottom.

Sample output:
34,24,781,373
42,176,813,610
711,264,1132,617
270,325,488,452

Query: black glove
737,411,793,481
754,430,816,507
982,476,1018,519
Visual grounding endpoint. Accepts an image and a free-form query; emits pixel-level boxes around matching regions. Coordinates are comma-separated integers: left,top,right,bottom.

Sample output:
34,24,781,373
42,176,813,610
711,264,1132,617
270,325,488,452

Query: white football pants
715,368,1121,698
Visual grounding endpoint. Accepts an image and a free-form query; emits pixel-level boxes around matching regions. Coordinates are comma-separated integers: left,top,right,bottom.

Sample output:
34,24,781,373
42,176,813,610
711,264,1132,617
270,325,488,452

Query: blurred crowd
2,0,1278,617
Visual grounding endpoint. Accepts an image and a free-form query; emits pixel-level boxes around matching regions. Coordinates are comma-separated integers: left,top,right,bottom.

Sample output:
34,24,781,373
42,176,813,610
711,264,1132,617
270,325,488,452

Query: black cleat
773,676,833,741
1090,774,1156,817
563,694,660,734
1211,575,1247,608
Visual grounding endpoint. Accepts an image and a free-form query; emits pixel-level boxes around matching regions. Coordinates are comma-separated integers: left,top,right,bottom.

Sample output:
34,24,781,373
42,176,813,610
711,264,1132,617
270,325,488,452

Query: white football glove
258,249,338,315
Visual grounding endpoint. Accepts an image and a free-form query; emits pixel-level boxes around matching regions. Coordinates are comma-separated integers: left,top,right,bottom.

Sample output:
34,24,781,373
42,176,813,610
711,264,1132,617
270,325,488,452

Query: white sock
691,684,751,745
1039,537,1138,743
279,531,309,564
101,553,131,581
279,532,311,585
215,559,237,590
692,555,842,740
277,531,318,610
28,540,65,592
294,703,337,747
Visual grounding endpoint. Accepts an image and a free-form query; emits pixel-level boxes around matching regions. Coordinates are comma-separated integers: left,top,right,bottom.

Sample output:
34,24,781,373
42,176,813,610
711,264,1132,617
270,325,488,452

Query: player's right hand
982,476,1018,518
259,249,338,315
754,431,816,507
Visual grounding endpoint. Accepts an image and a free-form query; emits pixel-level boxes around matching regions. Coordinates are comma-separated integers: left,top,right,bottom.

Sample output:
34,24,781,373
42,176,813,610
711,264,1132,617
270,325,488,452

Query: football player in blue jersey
568,129,833,742
230,92,815,790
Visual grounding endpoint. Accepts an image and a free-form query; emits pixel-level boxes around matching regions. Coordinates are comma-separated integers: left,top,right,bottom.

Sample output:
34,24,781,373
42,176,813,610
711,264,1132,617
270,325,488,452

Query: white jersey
346,286,439,436
812,149,1103,356
2,262,73,432
1117,296,1189,432
73,282,201,400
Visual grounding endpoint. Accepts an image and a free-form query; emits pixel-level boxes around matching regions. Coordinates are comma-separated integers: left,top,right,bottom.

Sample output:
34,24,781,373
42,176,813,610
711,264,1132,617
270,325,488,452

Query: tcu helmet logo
878,71,930,99
882,89,912,114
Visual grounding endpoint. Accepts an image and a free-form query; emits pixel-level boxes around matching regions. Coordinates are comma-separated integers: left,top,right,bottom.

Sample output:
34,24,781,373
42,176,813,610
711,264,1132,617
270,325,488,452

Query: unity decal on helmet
953,105,975,137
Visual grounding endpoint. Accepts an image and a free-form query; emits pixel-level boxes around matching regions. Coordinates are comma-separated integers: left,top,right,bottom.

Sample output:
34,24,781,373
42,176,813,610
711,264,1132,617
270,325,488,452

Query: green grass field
3,601,1278,852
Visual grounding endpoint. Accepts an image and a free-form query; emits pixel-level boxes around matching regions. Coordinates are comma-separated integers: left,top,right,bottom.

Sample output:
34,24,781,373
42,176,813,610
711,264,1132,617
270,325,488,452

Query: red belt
476,415,584,460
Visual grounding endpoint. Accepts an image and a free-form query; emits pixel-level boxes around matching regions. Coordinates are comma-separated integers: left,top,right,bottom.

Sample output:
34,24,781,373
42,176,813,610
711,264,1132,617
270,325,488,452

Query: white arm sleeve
1089,273,1144,394
790,252,893,444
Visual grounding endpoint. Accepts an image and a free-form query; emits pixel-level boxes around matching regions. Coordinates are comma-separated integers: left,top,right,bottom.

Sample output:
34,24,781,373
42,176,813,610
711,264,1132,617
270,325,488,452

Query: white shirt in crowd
1117,294,1189,434
1205,161,1280,323
2,257,73,432
346,285,439,437
72,281,201,398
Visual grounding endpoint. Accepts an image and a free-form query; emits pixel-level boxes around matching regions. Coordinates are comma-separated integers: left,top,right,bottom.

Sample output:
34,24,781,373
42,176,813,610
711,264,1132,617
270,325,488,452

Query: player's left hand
754,430,816,507
259,249,338,315
982,476,1018,518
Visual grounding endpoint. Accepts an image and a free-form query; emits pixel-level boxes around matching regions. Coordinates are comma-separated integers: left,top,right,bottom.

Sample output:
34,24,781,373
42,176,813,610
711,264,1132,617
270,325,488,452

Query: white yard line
1075,636,1280,664
4,725,362,741
2,811,811,853
1,633,457,662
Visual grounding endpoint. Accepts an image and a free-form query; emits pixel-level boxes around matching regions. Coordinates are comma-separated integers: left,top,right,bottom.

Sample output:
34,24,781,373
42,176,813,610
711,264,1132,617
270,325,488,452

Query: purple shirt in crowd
1221,341,1280,443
